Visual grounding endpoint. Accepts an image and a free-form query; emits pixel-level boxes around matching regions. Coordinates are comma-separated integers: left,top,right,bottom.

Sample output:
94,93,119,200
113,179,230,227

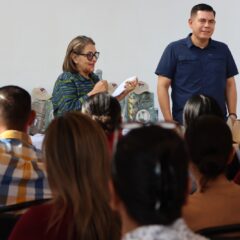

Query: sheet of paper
112,76,137,97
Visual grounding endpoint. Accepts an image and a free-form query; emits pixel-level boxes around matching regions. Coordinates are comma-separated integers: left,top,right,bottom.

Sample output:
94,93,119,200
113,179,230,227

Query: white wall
0,0,239,119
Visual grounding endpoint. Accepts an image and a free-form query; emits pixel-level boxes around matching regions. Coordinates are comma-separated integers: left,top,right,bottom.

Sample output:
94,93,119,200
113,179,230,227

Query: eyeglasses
76,51,100,61
112,121,183,155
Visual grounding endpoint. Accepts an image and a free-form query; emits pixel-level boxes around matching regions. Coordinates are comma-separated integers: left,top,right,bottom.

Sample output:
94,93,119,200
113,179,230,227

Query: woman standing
52,35,137,117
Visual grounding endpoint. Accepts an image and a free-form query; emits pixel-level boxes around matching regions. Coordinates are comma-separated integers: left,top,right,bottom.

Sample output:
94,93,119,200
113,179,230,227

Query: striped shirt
52,71,99,117
0,130,51,206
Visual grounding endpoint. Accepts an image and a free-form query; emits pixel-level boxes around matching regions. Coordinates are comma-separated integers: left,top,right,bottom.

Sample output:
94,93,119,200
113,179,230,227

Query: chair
196,224,240,240
0,199,50,240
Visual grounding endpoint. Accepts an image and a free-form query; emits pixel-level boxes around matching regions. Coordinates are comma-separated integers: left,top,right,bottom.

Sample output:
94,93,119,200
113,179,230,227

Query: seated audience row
1,85,240,239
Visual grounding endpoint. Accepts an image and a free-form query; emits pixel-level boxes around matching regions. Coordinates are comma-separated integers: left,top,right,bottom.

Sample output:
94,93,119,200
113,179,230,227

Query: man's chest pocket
176,55,200,76
206,55,226,74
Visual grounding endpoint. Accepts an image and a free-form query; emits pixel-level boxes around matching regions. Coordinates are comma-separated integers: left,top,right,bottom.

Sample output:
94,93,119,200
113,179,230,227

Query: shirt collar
0,130,32,145
75,72,99,83
186,33,216,49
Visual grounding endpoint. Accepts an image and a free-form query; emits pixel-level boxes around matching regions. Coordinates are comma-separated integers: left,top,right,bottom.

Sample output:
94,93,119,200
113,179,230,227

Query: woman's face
72,44,98,77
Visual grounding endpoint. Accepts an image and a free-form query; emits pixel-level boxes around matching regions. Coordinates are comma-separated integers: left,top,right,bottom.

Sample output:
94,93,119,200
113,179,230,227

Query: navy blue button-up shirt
155,34,238,124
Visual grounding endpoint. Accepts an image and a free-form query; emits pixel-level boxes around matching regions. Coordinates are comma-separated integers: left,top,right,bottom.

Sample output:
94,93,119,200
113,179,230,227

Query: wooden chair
196,224,240,240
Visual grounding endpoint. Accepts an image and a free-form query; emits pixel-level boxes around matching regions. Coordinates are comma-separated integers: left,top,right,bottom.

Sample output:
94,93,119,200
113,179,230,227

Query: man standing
0,85,51,206
155,3,238,124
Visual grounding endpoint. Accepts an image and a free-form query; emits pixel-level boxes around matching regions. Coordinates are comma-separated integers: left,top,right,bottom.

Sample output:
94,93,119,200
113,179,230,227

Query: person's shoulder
211,39,229,49
9,202,53,240
166,37,187,49
18,202,53,225
53,72,79,90
57,72,77,81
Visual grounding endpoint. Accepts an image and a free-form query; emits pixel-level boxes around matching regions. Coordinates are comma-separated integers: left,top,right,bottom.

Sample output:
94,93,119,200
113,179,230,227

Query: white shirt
122,218,208,240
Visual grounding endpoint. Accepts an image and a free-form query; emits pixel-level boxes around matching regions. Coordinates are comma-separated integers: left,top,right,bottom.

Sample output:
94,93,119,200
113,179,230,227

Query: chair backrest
196,224,240,240
0,199,50,240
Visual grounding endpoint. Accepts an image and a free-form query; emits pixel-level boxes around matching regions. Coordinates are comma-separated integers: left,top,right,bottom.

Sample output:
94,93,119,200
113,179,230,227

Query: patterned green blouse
52,72,99,117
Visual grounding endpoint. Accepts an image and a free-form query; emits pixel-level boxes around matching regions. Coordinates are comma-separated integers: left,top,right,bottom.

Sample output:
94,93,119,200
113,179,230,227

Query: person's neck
191,34,209,49
0,124,28,135
194,172,228,193
119,206,139,237
78,70,90,79
0,126,6,134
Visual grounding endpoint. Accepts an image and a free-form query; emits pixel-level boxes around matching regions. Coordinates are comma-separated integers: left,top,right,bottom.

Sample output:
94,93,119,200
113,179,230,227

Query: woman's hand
116,79,138,101
124,79,138,94
88,80,108,96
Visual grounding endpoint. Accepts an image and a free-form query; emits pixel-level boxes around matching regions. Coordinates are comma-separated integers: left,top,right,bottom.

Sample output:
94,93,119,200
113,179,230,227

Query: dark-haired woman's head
185,115,233,192
82,92,121,134
112,125,189,227
183,94,224,129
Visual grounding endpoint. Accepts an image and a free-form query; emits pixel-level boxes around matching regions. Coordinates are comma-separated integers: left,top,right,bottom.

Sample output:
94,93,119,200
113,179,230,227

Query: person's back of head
183,94,224,129
82,92,121,134
191,3,216,17
0,85,34,132
185,115,233,192
112,125,189,228
43,112,120,240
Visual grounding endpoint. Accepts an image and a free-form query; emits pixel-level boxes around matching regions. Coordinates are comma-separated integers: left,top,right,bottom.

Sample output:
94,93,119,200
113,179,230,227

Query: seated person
110,124,207,240
183,94,224,130
82,92,122,152
0,85,51,206
9,112,120,240
183,116,240,231
183,94,239,180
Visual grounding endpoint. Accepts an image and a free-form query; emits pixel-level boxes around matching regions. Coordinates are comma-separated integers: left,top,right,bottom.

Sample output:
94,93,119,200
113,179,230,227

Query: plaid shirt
0,130,52,206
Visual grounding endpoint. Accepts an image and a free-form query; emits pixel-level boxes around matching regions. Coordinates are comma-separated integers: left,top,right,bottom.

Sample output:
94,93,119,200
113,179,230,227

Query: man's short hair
0,85,32,130
191,3,216,17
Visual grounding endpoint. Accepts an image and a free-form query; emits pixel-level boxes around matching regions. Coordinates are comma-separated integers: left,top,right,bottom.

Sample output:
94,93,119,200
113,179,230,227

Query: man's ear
108,179,121,211
188,18,193,28
27,110,36,127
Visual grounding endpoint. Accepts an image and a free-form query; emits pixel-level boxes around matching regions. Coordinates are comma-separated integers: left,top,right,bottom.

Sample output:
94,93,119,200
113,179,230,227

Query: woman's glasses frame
75,51,100,61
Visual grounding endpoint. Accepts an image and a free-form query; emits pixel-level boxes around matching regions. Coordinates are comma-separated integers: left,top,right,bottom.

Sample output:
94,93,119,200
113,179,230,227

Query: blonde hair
43,112,120,239
62,35,95,73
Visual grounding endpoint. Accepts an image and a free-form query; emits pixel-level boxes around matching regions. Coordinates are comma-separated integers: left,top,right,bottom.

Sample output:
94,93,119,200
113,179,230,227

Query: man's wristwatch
228,113,237,119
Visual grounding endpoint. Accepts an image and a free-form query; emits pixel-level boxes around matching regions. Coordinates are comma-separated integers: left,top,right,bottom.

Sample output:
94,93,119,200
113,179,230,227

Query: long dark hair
112,125,189,225
185,115,233,192
82,92,122,134
183,94,224,129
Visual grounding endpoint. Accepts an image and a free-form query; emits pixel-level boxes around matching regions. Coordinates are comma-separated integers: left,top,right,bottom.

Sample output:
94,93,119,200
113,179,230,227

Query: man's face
188,10,216,41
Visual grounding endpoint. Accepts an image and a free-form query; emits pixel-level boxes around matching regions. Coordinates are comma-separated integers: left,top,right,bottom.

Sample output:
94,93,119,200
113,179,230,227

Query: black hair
112,125,189,225
82,92,121,134
0,85,31,130
185,115,232,192
183,94,224,129
191,3,216,17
